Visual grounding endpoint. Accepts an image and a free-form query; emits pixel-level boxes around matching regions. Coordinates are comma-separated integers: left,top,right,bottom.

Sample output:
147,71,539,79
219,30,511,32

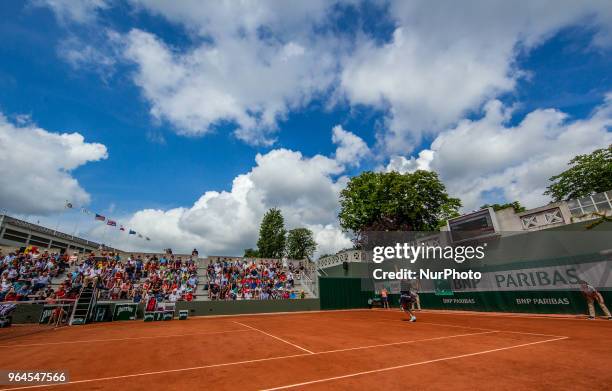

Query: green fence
319,277,374,310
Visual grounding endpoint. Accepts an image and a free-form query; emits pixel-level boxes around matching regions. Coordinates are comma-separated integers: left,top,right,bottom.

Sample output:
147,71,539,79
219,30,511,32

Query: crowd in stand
72,252,200,303
0,247,72,302
2,246,310,303
206,258,306,300
1,247,200,304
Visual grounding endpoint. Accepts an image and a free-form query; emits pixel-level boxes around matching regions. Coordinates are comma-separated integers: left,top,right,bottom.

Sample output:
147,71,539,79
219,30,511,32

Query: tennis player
399,290,418,322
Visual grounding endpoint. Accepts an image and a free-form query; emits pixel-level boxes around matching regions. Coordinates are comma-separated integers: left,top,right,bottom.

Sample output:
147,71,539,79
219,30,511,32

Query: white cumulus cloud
41,0,612,151
385,149,434,174
341,0,612,153
0,113,108,215
390,94,612,211
104,141,352,256
122,28,337,145
34,0,110,24
332,125,370,166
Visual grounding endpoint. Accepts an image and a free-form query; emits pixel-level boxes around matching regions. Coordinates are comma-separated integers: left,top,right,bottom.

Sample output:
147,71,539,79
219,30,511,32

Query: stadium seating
2,246,314,304
205,257,308,300
0,247,70,302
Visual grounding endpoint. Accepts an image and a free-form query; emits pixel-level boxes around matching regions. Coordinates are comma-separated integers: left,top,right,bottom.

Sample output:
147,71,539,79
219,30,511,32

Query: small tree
480,201,526,213
545,146,612,201
256,208,286,258
243,248,260,258
286,228,317,260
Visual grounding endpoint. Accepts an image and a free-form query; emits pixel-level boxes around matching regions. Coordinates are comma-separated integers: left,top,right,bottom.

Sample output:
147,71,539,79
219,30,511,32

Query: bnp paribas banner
421,260,612,293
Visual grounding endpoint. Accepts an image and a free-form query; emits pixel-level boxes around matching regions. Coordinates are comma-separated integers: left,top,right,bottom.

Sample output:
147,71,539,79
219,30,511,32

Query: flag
65,201,73,209
95,214,105,221
145,237,150,241
107,220,117,227
129,230,136,235
24,245,39,254
120,226,125,231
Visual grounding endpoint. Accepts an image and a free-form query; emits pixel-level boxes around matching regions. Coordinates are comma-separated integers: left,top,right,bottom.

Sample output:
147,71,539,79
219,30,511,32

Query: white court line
419,321,567,339
317,330,498,354
0,329,253,349
316,314,568,339
0,352,312,390
416,309,590,321
0,329,501,390
232,321,315,354
260,336,570,391
188,308,370,319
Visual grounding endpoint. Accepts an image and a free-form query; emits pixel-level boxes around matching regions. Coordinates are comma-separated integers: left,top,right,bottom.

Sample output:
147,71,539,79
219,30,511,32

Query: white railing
317,250,364,270
300,271,318,298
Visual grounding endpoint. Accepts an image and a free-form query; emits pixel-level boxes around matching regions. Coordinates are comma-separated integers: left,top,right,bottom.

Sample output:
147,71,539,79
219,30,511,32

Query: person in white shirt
580,281,612,320
168,290,180,302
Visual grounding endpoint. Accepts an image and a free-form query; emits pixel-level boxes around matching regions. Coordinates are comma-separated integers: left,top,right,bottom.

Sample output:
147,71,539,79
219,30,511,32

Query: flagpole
71,217,80,239
55,202,70,234
102,222,109,248
54,210,64,233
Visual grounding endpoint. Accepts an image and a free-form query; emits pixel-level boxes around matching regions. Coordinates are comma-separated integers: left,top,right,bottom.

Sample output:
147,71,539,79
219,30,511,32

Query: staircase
69,286,96,325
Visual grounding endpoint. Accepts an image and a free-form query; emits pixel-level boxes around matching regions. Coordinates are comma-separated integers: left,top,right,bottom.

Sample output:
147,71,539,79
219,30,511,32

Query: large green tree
338,170,461,239
544,145,612,201
256,208,286,258
286,228,317,260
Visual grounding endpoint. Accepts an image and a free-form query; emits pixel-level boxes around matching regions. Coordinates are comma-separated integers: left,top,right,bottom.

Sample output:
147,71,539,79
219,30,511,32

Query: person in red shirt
55,285,66,299
4,288,17,302
120,280,131,300
184,291,193,301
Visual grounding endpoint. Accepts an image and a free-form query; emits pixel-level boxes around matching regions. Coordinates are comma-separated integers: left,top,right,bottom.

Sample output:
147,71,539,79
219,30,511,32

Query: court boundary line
316,330,498,354
232,321,315,354
419,321,568,339
410,309,593,321
0,329,253,349
260,335,570,391
330,312,568,339
0,329,520,390
186,308,370,320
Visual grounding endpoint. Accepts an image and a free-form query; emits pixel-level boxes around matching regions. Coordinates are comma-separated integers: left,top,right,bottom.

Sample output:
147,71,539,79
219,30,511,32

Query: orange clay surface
0,309,611,390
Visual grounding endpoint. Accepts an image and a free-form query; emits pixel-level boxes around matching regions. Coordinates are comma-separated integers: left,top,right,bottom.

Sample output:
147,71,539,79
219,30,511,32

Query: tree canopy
338,170,461,240
243,248,260,258
286,228,317,260
480,201,526,213
545,146,612,201
256,208,286,258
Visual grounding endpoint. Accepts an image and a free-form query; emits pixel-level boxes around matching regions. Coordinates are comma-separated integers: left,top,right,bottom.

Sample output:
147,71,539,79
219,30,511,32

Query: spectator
0,248,69,302
65,252,200,303
206,258,301,301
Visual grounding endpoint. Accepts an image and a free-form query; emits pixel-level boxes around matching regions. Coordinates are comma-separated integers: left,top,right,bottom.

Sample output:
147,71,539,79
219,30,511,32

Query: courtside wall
10,299,321,324
318,276,612,316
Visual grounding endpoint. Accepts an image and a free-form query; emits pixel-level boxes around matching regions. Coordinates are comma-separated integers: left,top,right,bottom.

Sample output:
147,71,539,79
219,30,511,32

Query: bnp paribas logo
516,298,570,305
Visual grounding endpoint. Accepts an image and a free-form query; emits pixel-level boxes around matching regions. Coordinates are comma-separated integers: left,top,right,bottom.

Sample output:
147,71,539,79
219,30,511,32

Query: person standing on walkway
580,280,612,320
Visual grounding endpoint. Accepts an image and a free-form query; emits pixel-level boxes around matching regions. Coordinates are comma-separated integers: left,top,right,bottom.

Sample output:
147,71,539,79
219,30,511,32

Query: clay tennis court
0,309,610,390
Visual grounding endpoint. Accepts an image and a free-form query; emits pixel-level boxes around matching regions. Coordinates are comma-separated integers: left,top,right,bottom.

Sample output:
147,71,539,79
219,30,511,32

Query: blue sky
0,1,611,255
